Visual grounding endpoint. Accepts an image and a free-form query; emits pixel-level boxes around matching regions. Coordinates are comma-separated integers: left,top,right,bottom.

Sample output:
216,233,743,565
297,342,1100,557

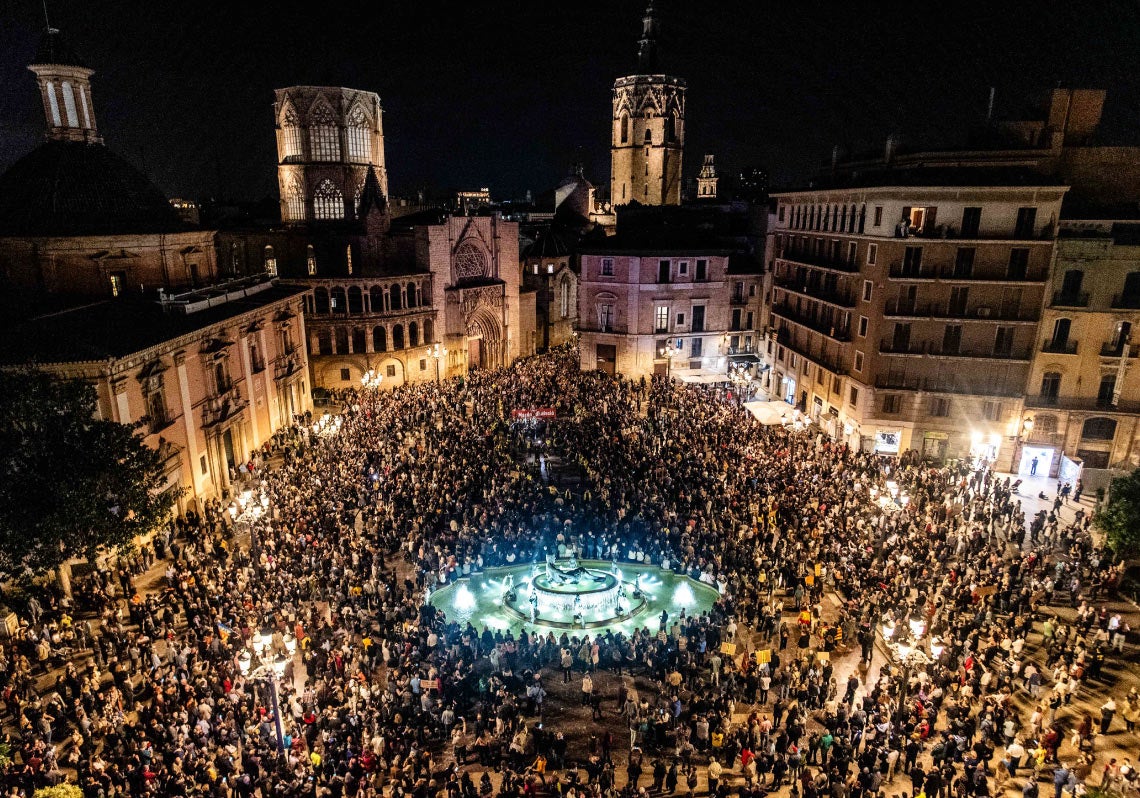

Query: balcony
879,339,1031,361
874,374,1024,398
776,330,846,374
731,293,748,305
1051,291,1090,308
772,276,859,308
275,355,303,381
887,263,1046,283
1111,294,1140,309
1025,394,1140,414
777,251,860,274
1041,340,1078,355
771,303,850,341
1100,342,1139,358
882,300,1038,322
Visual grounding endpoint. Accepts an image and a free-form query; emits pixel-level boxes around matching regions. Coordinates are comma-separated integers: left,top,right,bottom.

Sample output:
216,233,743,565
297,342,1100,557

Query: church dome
0,140,186,236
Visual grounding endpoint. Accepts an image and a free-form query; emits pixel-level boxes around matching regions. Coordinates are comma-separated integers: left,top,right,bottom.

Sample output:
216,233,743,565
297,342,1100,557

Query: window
930,397,950,417
676,312,685,326
1008,248,1029,279
250,341,265,372
658,260,670,283
409,321,419,348
109,271,125,297
696,259,708,281
849,386,859,406
858,316,868,338
691,305,705,332
862,280,873,302
392,324,405,349
789,353,797,369
620,114,630,144
283,121,303,160
902,246,923,276
1014,206,1037,238
285,182,306,221
678,261,689,277
746,311,754,328
873,206,883,227
778,206,786,222
1082,417,1117,440
982,401,1002,421
601,258,614,276
345,245,353,275
340,368,351,381
316,330,332,355
386,365,396,378
953,248,975,278
546,263,554,274
691,338,703,358
420,359,428,372
201,455,208,475
942,324,962,354
598,303,614,332
263,246,277,276
1097,375,1116,407
309,104,341,161
213,359,231,395
655,306,669,333
313,179,344,220
143,375,168,432
1049,318,1072,350
867,244,877,265
560,278,571,319
373,326,387,352
307,245,317,275
994,326,1014,356
832,376,841,394
847,242,857,265
854,351,864,372
45,81,61,126
882,394,900,414
61,81,78,127
731,308,742,331
1040,372,1061,401
948,286,968,315
961,207,981,237
345,106,372,161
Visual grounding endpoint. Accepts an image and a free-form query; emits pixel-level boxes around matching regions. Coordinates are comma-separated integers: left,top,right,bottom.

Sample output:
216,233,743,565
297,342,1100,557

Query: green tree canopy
1094,467,1140,559
0,369,178,579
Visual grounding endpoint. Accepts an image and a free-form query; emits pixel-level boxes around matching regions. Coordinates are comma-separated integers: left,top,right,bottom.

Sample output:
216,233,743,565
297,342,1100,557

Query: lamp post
229,488,265,559
240,628,298,771
426,343,448,383
729,362,751,405
1014,415,1034,476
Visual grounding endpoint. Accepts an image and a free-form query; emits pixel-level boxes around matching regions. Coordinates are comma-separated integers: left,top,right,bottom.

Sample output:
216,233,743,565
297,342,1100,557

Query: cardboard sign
815,563,822,577
975,585,998,598
756,649,772,664
719,642,737,655
805,574,815,586
511,408,556,420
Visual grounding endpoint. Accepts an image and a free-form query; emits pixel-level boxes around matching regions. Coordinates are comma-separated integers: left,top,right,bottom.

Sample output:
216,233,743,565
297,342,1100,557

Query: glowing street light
426,343,448,383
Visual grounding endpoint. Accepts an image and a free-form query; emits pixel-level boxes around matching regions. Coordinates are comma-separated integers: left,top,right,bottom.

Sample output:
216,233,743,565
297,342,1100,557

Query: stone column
174,352,206,500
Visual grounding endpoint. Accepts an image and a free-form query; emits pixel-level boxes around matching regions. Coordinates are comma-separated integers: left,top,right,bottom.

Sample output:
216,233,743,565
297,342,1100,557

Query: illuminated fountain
429,559,719,634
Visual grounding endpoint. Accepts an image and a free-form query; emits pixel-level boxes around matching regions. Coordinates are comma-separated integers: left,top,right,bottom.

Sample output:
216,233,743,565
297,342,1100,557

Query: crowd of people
0,344,1133,798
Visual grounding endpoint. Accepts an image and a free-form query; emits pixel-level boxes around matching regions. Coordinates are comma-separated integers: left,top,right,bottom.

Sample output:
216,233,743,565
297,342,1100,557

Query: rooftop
0,282,307,365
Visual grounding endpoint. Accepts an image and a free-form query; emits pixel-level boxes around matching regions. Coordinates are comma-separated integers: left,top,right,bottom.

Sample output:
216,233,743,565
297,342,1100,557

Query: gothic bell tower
28,28,102,145
610,1,686,207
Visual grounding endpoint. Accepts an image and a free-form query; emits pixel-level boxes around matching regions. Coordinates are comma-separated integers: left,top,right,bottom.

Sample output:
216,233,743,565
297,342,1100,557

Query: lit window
346,245,353,275
109,272,125,297
306,245,317,275
263,246,277,276
313,179,344,220
345,106,372,162
601,258,614,276
309,104,341,162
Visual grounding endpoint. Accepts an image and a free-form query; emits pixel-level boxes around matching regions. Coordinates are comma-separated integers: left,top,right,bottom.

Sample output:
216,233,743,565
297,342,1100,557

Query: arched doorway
465,308,502,371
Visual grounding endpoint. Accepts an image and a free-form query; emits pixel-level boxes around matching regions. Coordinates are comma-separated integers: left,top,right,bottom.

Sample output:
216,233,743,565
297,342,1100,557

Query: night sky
1,1,1138,204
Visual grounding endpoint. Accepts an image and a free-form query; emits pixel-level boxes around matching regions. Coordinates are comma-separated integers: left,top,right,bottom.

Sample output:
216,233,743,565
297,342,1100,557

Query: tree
0,369,179,580
34,785,84,798
1094,468,1140,559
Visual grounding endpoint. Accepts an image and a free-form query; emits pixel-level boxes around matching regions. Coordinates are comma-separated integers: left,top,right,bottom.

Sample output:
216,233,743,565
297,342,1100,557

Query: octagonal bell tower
610,1,686,207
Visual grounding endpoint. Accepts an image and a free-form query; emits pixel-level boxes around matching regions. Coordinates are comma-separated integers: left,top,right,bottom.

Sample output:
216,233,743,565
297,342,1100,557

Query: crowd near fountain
0,344,1134,798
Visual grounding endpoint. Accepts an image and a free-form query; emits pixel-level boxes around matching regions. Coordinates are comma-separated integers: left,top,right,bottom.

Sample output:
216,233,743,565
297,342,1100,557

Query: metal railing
1051,291,1090,308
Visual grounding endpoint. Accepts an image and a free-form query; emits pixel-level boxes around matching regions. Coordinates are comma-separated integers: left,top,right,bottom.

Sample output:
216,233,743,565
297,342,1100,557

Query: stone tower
610,1,686,207
28,28,102,144
697,154,718,199
274,86,388,224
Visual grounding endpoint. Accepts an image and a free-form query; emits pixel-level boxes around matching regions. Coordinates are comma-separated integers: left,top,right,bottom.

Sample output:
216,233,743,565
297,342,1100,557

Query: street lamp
729,362,751,404
426,343,448,383
659,338,679,380
360,369,383,391
237,645,290,769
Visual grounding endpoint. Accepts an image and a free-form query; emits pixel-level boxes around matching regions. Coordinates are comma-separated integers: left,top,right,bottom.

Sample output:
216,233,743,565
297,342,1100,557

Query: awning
728,353,763,363
678,373,728,384
743,399,797,426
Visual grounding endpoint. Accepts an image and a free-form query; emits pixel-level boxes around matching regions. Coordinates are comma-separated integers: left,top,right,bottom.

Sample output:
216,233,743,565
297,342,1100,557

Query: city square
0,2,1139,798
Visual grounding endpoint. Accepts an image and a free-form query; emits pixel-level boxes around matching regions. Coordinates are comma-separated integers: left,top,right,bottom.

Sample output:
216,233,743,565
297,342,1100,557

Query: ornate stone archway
465,307,502,371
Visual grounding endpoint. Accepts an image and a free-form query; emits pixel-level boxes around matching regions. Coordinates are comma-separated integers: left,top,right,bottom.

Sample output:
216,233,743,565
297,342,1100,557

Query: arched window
281,109,303,159
389,284,402,311
316,330,332,355
313,179,344,221
858,204,867,234
263,245,277,276
1040,371,1061,401
330,287,347,314
644,128,652,144
370,285,386,312
665,113,676,143
560,276,572,318
61,81,78,127
309,103,341,161
372,326,387,352
409,321,419,348
1082,417,1117,441
347,286,363,314
352,328,366,354
313,287,330,314
423,318,434,343
334,328,349,354
620,114,630,144
406,282,417,308
286,181,306,221
345,105,372,162
839,205,847,232
392,324,405,350
306,245,317,275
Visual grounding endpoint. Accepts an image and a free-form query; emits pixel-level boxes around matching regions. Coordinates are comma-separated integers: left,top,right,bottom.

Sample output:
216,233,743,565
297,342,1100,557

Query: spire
636,1,660,73
697,154,718,199
28,27,101,144
357,166,390,235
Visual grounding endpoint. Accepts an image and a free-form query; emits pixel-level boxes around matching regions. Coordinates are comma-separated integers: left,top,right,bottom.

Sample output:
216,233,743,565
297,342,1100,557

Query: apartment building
765,177,1066,469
